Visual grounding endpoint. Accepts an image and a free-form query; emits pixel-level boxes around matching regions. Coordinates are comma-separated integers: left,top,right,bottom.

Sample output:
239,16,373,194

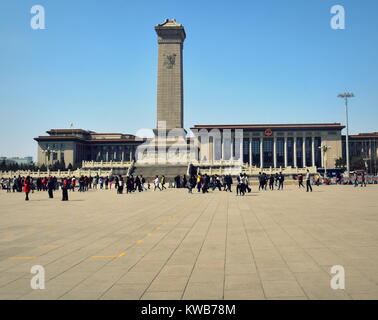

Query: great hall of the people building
34,20,378,175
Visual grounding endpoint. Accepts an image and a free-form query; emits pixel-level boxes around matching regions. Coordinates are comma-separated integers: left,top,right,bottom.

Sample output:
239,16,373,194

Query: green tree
350,156,365,171
60,159,66,170
0,160,6,171
335,157,346,169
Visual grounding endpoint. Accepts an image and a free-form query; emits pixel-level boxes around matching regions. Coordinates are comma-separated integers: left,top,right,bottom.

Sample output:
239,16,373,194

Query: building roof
347,132,378,139
34,135,86,142
191,123,345,130
35,128,140,143
46,129,93,134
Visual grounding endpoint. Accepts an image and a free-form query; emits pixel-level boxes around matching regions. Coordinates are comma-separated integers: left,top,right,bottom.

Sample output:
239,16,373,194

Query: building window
314,137,321,167
287,138,294,167
263,138,273,168
252,139,260,167
296,138,303,168
306,137,312,167
276,138,284,167
243,138,249,164
52,152,57,161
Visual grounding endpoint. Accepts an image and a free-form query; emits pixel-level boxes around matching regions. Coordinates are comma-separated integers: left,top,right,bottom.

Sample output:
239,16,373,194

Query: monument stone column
155,19,186,133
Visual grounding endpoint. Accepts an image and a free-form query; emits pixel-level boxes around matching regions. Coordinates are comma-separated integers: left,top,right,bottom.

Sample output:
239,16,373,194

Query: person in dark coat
278,172,285,190
47,176,54,198
62,177,69,201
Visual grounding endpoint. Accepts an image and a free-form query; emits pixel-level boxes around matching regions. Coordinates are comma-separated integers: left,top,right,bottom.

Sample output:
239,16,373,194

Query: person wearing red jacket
62,177,69,201
23,176,31,201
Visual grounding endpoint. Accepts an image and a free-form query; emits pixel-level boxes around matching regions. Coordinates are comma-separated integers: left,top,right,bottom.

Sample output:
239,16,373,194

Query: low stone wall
0,169,113,178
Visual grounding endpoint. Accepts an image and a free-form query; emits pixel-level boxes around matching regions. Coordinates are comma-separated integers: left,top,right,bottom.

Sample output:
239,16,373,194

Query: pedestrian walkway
0,185,377,300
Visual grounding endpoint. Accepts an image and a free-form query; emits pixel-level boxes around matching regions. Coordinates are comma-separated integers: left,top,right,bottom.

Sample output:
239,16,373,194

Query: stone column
293,135,297,167
249,135,252,166
213,137,217,162
273,135,277,168
221,132,225,160
209,137,213,163
284,135,288,168
302,134,306,168
155,19,185,131
321,139,324,167
260,134,264,168
230,131,234,161
239,133,243,163
311,134,315,167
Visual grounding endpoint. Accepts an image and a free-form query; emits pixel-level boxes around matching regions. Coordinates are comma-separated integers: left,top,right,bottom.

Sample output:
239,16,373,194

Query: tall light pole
338,92,354,176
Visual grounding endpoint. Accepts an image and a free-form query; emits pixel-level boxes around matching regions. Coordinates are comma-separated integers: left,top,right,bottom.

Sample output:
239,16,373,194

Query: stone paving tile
148,275,188,292
224,287,265,300
183,282,224,300
1,185,378,299
141,290,183,300
258,267,296,281
261,280,306,298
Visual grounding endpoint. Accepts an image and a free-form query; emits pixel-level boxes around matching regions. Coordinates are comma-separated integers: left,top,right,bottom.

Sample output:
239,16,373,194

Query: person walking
196,174,202,193
71,176,76,191
305,170,313,192
278,172,284,190
161,175,166,190
361,172,367,187
23,176,31,201
118,177,124,194
258,172,264,191
188,175,196,193
353,172,359,187
47,176,54,198
141,175,147,191
154,176,161,191
269,174,275,190
62,177,69,201
298,174,305,188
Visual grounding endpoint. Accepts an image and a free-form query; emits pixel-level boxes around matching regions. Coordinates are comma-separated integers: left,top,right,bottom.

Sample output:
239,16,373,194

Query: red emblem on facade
264,128,273,136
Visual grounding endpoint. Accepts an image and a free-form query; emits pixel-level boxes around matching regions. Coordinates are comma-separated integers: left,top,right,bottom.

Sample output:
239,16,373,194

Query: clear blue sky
0,0,377,160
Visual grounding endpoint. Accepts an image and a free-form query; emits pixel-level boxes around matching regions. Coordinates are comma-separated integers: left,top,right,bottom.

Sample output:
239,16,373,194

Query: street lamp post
338,92,354,177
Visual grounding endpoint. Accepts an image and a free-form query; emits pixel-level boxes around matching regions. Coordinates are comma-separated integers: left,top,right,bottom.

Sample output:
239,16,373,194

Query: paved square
0,185,377,300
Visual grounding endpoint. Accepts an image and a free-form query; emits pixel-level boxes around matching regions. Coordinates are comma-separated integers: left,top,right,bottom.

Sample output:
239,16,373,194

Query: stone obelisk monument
155,19,186,134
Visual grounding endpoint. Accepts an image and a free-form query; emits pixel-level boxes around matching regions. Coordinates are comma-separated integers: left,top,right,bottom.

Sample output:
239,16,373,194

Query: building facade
191,123,344,169
34,129,142,167
0,156,33,165
342,132,378,174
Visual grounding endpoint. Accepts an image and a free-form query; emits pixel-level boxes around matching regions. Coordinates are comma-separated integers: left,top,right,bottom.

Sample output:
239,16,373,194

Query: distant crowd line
0,170,371,201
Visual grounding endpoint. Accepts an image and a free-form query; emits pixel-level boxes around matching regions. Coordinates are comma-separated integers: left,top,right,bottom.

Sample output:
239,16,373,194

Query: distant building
342,132,378,174
0,156,33,165
34,129,141,168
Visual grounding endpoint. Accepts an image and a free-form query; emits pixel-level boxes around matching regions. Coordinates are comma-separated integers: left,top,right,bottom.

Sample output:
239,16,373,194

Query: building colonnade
206,131,324,169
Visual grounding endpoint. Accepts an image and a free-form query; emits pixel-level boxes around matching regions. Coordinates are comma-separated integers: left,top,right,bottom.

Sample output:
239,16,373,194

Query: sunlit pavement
0,184,377,300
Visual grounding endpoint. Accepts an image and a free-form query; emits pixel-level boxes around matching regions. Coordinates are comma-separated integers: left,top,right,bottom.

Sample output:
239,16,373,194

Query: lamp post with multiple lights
338,92,354,176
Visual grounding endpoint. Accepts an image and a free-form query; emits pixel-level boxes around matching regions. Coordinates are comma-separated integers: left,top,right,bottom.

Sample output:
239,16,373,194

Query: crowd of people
0,170,370,201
